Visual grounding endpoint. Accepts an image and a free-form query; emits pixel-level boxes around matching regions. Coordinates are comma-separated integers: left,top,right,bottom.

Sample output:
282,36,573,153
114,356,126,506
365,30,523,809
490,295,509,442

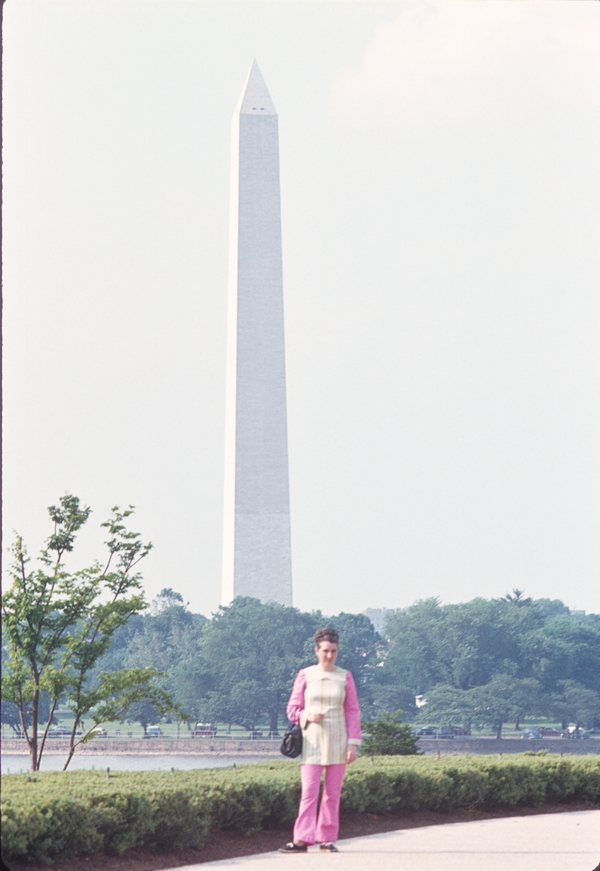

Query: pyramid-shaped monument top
235,59,277,116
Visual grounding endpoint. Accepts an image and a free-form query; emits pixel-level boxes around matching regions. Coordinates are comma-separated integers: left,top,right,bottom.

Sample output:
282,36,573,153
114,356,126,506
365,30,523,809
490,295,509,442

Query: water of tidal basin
1,754,276,774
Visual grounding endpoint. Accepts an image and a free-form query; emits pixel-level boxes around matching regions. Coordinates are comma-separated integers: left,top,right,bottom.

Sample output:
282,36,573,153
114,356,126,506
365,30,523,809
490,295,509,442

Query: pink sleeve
344,671,362,743
286,670,307,725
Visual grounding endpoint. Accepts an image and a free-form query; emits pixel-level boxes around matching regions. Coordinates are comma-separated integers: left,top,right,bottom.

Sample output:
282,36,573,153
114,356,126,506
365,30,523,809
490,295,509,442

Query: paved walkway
167,810,600,871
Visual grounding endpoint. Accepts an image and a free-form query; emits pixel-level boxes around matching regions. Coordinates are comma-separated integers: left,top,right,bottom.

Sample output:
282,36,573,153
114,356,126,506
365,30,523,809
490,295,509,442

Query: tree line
100,587,600,739
3,494,600,774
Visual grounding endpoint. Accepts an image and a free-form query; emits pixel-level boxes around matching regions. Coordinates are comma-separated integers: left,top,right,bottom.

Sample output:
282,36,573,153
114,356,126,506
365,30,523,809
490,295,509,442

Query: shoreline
1,740,281,757
3,736,598,757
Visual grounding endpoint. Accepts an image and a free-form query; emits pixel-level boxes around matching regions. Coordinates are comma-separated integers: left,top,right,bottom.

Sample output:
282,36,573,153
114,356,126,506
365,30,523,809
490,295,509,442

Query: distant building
362,608,395,634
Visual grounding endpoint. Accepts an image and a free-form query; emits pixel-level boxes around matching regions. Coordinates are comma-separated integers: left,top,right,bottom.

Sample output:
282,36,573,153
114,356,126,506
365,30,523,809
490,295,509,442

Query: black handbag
280,723,303,758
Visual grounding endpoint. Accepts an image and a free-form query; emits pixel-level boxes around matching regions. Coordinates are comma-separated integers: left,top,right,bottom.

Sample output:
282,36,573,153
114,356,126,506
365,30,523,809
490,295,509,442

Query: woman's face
315,641,338,671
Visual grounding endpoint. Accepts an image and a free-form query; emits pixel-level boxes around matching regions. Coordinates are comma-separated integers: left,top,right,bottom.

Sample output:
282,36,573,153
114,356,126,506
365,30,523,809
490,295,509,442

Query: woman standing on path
280,627,361,854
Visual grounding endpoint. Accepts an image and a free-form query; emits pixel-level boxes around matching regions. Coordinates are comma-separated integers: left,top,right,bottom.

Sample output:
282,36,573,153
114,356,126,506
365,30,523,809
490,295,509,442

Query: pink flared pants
293,763,346,845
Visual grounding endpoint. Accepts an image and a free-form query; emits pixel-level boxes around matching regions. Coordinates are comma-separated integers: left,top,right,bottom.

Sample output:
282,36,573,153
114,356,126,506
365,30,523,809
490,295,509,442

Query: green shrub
2,756,599,865
360,711,421,756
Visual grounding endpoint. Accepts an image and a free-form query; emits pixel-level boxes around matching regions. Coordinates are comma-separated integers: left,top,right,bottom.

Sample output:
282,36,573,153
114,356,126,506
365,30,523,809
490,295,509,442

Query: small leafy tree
2,494,176,771
369,684,417,720
197,597,318,733
1,700,27,735
1,691,53,736
415,684,474,734
551,680,600,733
500,588,533,607
151,588,185,615
360,710,421,756
469,675,543,739
125,699,161,734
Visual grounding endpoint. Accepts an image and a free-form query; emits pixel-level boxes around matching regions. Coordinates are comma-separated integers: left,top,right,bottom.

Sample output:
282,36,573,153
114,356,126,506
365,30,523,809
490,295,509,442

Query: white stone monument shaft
222,60,292,606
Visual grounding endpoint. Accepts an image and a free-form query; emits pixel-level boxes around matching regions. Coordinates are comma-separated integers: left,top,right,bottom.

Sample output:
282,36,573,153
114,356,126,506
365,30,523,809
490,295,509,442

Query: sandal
320,843,339,852
279,843,308,853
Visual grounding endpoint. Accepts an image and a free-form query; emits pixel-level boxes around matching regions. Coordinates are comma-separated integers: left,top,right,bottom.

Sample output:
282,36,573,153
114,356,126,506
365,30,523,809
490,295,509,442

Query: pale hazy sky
3,1,599,617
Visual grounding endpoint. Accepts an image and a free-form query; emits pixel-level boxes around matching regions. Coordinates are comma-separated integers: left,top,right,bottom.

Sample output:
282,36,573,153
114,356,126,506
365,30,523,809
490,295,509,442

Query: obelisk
222,60,292,606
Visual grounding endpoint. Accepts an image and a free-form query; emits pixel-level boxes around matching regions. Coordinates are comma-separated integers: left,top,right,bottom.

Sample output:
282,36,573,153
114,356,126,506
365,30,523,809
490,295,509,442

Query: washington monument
221,60,292,606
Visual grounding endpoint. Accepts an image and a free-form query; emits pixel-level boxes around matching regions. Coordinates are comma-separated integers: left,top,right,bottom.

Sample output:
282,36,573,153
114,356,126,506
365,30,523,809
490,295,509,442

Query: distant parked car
90,727,108,738
564,727,590,739
568,729,590,739
416,726,437,737
521,729,542,739
47,725,82,738
47,726,71,737
539,727,562,737
250,730,263,738
193,723,216,737
435,727,454,739
144,725,163,738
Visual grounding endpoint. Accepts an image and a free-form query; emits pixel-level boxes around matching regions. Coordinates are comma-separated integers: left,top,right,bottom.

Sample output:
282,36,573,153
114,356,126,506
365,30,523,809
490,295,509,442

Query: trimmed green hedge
2,755,599,865
341,754,600,814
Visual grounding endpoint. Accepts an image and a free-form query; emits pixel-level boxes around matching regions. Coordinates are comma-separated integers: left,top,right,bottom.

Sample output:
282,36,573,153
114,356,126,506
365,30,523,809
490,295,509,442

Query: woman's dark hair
314,627,339,647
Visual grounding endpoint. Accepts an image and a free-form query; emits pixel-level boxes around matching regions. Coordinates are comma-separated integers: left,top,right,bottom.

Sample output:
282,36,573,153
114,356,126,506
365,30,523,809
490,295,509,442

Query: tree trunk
63,746,76,770
29,737,38,772
37,697,59,772
63,714,83,770
495,722,503,739
18,698,35,772
269,710,278,734
30,687,40,771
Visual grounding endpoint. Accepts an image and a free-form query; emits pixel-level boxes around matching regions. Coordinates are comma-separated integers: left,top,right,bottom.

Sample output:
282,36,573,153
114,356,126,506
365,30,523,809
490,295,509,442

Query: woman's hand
306,712,324,724
346,745,358,764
